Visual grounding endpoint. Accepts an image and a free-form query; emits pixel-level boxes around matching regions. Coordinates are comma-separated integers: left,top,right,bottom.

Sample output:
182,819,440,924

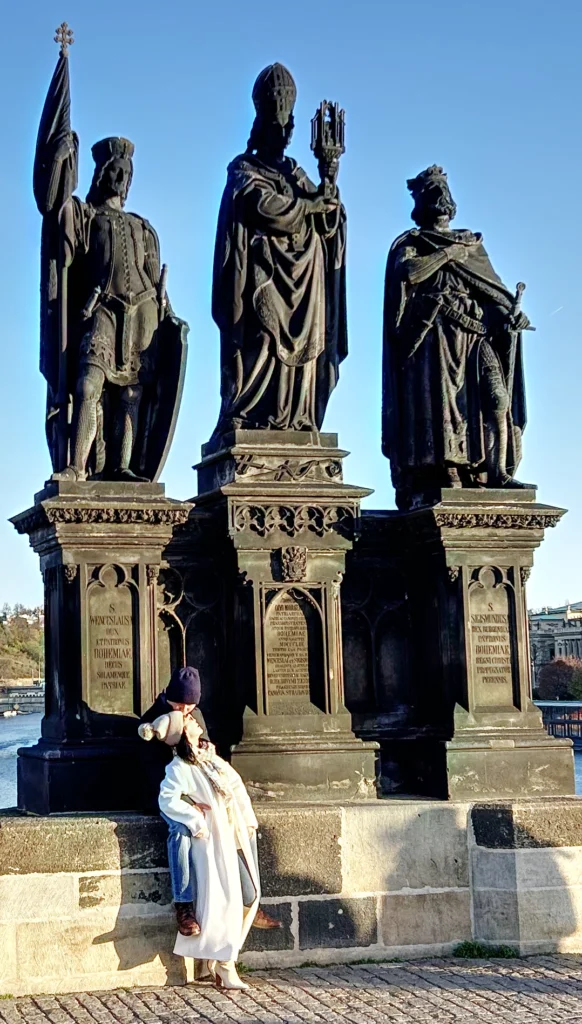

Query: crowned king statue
382,165,532,510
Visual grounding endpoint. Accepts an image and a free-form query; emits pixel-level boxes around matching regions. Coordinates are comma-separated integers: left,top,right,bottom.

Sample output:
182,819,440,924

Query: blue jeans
161,811,196,903
162,812,257,908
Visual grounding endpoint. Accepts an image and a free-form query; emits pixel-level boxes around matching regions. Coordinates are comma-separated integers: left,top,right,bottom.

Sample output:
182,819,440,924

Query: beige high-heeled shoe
214,960,249,990
197,959,216,981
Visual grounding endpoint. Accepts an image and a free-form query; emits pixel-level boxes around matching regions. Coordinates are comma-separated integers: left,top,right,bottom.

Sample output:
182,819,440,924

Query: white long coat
159,754,260,962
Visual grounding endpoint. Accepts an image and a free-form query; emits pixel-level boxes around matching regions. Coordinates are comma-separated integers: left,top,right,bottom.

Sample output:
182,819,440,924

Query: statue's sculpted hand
447,242,472,263
509,311,531,331
308,195,339,216
53,131,76,162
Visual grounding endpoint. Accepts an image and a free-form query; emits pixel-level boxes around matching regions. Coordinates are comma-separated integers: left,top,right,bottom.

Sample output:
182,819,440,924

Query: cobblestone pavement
3,956,582,1023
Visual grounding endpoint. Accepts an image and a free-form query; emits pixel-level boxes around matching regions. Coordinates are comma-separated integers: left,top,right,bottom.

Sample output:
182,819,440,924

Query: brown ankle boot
175,901,201,936
252,907,282,930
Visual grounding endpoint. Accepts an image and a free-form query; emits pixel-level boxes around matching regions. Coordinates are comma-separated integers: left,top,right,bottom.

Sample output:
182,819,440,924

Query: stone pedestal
193,430,378,800
10,481,191,814
392,488,575,799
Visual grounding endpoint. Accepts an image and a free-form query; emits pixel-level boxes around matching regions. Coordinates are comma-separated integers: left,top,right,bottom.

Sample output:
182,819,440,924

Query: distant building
529,602,582,687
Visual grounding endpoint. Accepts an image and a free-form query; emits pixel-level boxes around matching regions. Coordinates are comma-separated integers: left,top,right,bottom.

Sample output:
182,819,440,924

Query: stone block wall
0,800,581,996
470,801,582,953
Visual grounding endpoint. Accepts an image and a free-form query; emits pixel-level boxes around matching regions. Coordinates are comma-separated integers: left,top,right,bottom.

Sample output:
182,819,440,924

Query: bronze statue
211,64,347,439
34,26,188,482
382,165,533,511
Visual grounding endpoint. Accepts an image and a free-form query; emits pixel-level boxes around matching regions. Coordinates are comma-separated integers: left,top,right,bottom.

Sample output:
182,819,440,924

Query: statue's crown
91,136,135,166
407,165,448,197
252,63,297,119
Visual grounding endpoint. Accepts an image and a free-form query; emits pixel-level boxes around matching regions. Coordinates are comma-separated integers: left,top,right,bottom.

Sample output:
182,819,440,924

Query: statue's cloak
382,227,527,491
212,153,347,432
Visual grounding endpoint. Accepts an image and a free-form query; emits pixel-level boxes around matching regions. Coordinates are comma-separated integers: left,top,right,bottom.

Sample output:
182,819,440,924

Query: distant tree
1,603,11,619
567,662,582,701
560,657,582,701
0,613,44,681
537,659,575,700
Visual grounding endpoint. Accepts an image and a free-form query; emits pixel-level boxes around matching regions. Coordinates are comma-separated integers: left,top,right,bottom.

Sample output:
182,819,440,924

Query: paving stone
4,955,582,1022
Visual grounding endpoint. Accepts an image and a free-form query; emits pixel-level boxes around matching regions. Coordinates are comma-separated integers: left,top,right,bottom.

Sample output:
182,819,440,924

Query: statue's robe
382,228,526,502
211,153,347,436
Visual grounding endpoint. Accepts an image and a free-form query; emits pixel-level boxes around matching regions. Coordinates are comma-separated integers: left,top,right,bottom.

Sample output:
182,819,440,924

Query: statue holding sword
382,165,534,511
34,25,188,482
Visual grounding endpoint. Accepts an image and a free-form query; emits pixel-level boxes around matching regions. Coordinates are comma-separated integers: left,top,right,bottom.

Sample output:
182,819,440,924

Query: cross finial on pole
54,22,74,57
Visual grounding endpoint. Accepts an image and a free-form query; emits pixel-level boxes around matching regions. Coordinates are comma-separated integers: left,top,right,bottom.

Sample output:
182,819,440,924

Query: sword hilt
513,281,526,316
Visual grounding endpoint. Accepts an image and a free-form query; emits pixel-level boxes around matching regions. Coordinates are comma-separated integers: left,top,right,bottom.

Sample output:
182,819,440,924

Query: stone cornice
433,509,564,530
12,503,191,536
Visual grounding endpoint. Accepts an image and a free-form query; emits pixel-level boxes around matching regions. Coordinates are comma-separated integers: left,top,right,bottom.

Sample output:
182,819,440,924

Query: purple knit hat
166,666,201,705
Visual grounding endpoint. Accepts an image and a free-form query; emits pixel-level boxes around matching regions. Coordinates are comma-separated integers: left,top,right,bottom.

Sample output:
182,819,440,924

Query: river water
1,713,581,808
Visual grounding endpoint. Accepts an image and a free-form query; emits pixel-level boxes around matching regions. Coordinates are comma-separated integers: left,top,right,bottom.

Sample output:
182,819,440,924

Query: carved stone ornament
13,506,190,535
520,566,532,584
231,502,357,540
448,565,461,583
434,511,561,530
146,565,160,586
63,563,78,583
281,546,308,582
234,453,342,483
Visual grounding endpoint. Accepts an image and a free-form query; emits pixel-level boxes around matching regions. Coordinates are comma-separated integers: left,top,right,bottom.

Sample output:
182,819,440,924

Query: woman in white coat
158,714,260,990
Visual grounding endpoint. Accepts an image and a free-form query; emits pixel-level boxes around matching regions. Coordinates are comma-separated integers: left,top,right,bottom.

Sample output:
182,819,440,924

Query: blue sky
0,0,580,609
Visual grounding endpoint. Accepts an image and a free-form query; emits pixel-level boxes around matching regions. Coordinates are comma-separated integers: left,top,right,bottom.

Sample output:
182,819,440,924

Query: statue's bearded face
282,113,294,148
265,112,294,151
99,157,132,201
412,182,457,228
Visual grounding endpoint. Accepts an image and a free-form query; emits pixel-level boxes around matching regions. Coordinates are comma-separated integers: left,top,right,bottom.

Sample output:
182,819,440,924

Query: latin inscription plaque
468,566,514,708
87,565,134,715
265,590,311,707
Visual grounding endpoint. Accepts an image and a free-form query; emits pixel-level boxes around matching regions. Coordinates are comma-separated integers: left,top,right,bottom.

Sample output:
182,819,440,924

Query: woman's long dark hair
175,732,211,763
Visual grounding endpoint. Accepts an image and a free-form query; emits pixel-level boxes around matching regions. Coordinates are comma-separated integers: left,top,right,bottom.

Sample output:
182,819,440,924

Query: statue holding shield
211,64,347,439
34,26,188,482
